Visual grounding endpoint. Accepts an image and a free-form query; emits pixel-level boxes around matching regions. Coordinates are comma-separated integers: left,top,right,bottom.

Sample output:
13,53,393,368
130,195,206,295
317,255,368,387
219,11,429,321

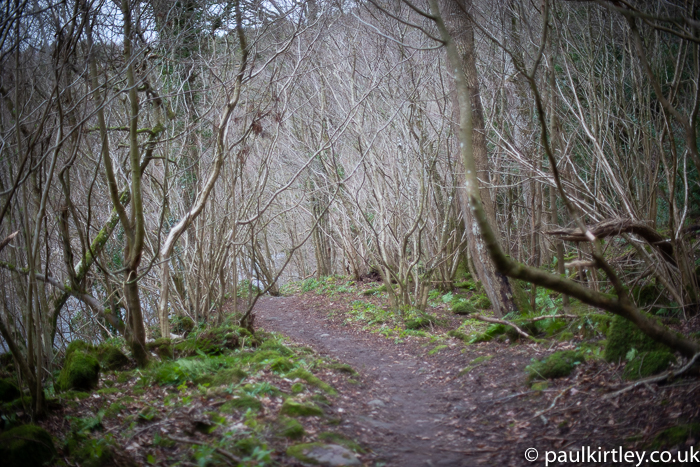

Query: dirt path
255,295,531,467
255,295,700,467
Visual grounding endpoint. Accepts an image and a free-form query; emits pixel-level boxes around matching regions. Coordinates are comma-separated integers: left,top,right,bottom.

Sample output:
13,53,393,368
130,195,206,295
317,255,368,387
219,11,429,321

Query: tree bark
442,0,519,317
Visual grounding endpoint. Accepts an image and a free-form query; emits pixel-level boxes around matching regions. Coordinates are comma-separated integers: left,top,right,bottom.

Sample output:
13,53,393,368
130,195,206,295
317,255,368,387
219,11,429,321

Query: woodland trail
254,295,536,467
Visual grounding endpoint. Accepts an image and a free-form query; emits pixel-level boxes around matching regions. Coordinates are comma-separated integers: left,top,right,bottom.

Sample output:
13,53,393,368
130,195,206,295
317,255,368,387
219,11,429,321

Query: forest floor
7,278,700,467
253,282,700,467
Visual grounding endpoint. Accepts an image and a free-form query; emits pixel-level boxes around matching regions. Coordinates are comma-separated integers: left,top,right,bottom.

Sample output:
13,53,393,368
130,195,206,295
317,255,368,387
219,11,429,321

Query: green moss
404,313,436,330
280,399,323,417
171,316,195,336
558,331,575,342
649,423,700,449
96,345,129,370
269,357,295,373
472,294,491,310
66,340,94,358
526,350,585,382
258,339,292,356
531,381,548,392
0,424,56,467
146,338,174,360
278,417,305,439
175,326,241,356
327,363,357,375
287,442,326,464
0,378,20,402
286,368,336,395
291,383,305,394
96,387,120,396
468,324,507,344
447,330,469,341
115,371,134,384
623,351,676,380
318,432,365,453
210,368,247,386
605,315,669,362
221,395,262,413
57,351,100,392
428,345,448,355
451,301,475,315
361,284,387,295
235,437,262,455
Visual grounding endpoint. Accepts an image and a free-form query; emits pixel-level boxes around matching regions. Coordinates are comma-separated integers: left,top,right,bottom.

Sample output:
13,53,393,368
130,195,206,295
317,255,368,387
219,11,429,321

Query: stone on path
287,443,360,466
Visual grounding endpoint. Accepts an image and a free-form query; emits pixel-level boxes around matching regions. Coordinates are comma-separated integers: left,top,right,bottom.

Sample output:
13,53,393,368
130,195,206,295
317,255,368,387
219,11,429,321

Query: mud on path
255,295,699,467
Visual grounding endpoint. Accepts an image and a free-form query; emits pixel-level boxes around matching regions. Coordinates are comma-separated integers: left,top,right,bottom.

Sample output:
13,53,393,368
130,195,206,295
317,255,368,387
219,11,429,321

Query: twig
168,435,241,464
531,385,573,420
605,352,700,399
0,231,18,253
472,314,531,339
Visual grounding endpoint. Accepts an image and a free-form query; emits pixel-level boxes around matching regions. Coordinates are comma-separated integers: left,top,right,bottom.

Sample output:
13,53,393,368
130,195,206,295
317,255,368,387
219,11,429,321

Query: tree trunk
443,0,519,317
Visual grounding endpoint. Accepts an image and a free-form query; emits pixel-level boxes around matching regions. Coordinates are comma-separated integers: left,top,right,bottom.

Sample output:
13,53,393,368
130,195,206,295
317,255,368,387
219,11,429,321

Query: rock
96,344,129,370
280,399,324,417
623,351,676,380
526,350,585,382
57,350,100,392
320,334,330,338
605,314,669,362
0,424,56,467
368,399,385,408
0,378,20,402
146,338,174,361
287,443,360,466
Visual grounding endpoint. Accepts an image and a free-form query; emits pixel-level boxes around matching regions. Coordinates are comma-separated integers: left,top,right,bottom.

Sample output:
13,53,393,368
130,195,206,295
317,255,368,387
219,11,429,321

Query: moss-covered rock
318,432,365,453
472,294,491,310
280,399,323,417
66,340,94,358
623,351,676,380
146,338,174,360
171,315,195,336
95,345,129,371
286,443,360,466
605,315,669,362
404,313,435,330
287,368,336,395
526,350,585,382
278,417,305,439
269,357,296,373
451,301,475,315
57,351,100,392
291,382,305,394
468,323,507,344
175,326,242,356
221,395,262,413
0,378,20,402
447,330,469,342
0,424,56,467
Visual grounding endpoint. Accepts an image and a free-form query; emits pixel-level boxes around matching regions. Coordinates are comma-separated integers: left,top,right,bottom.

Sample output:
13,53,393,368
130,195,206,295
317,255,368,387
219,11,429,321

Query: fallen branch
472,314,531,339
546,218,675,265
526,314,578,322
168,435,241,464
605,352,700,399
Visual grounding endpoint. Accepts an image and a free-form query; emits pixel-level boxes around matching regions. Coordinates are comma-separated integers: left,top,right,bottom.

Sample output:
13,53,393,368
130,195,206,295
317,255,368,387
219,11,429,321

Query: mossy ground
526,350,585,382
32,324,359,466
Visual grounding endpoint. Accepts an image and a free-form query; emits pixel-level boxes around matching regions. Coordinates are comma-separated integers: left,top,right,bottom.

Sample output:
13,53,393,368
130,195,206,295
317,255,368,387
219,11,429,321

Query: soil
254,293,700,467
